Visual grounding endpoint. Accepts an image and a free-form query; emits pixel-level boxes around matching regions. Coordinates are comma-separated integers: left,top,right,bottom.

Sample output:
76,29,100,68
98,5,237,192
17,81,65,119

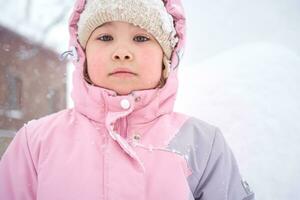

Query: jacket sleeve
194,128,255,200
0,125,37,199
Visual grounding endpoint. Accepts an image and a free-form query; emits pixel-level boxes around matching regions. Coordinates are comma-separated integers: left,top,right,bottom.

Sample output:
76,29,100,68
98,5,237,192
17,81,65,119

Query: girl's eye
133,35,150,42
97,35,113,41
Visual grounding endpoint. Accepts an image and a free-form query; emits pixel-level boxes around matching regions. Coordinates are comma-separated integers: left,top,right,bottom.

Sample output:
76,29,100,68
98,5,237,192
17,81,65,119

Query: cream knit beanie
77,0,178,74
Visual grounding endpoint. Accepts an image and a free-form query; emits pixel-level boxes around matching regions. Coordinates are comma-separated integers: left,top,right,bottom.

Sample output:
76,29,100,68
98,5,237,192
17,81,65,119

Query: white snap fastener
120,99,130,109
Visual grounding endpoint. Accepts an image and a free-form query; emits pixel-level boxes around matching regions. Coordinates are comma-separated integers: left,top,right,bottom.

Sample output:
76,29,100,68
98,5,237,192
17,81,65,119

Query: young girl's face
85,21,164,95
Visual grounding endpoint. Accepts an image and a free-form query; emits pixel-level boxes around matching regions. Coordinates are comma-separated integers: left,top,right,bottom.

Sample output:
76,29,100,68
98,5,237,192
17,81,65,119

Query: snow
175,42,300,199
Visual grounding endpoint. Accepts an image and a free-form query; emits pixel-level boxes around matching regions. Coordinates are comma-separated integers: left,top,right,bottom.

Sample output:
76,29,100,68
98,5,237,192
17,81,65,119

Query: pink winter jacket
0,0,255,199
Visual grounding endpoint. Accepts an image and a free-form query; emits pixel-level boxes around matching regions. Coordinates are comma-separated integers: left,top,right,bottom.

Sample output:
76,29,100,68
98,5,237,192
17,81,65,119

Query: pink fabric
0,0,192,199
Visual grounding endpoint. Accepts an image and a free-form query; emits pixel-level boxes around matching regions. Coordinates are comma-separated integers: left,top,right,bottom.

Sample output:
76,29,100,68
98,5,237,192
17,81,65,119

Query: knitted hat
77,0,178,72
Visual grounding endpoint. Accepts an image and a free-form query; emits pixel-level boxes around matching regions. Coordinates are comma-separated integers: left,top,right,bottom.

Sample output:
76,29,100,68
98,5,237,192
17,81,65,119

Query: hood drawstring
173,50,183,70
60,46,79,62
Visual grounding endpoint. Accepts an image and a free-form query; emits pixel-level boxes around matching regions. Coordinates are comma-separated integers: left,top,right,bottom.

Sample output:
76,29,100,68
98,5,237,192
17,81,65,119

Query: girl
0,0,255,199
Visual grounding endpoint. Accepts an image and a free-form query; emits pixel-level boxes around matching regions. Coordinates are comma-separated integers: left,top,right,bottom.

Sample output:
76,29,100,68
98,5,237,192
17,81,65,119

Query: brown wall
0,25,67,158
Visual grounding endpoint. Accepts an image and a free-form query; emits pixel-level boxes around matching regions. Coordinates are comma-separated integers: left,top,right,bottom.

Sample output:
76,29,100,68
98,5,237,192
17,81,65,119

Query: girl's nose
112,49,133,61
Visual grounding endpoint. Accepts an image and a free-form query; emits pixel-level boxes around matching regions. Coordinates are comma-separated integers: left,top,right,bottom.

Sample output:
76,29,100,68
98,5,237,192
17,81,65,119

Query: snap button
135,96,141,102
133,134,141,141
120,99,130,110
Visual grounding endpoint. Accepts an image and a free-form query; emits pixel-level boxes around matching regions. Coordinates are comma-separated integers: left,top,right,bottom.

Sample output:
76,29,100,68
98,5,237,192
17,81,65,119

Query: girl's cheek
89,53,107,66
139,47,163,62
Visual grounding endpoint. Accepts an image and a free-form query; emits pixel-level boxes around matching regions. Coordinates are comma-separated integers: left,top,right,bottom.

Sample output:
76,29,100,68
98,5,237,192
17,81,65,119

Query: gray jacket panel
167,117,255,200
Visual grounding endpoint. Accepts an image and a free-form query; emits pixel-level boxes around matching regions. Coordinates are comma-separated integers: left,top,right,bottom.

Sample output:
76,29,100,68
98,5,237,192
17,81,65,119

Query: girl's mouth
109,68,137,77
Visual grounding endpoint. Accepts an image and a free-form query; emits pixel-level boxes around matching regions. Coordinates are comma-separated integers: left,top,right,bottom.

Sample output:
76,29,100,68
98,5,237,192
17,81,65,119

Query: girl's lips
109,68,137,77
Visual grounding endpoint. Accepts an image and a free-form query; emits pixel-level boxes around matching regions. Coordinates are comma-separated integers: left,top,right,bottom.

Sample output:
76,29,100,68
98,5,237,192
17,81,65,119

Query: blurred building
0,25,67,158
